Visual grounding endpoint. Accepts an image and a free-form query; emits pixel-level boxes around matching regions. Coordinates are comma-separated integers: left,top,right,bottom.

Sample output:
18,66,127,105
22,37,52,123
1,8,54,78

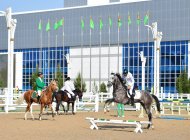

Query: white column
188,41,190,79
4,8,17,113
152,22,158,96
156,32,163,97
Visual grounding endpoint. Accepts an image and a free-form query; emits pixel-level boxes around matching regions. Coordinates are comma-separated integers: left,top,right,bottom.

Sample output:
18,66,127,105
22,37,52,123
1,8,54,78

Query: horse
104,73,160,129
23,80,58,120
53,89,83,115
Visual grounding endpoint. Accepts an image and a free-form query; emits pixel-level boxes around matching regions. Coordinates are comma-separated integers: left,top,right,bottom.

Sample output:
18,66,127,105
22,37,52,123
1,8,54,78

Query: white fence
75,92,99,112
1,88,190,114
158,92,190,100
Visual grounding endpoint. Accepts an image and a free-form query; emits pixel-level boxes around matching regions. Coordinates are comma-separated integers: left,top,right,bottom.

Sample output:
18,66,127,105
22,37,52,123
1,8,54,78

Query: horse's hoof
151,125,155,129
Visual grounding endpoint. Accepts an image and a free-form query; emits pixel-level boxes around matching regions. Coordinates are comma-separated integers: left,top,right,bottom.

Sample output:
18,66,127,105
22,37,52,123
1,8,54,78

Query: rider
122,69,135,106
36,72,45,102
61,77,75,99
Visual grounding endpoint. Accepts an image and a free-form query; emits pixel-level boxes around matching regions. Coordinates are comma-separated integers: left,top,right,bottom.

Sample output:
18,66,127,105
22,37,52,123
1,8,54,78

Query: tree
92,80,98,94
176,71,190,94
99,82,107,93
0,79,4,87
74,72,86,92
30,65,39,90
55,64,64,89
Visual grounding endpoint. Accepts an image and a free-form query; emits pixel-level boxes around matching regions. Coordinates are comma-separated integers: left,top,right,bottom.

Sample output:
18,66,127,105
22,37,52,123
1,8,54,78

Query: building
0,0,190,93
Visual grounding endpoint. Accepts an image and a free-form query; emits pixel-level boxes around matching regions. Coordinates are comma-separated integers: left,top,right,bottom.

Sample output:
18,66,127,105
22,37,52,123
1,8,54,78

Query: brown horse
53,89,83,115
23,80,58,120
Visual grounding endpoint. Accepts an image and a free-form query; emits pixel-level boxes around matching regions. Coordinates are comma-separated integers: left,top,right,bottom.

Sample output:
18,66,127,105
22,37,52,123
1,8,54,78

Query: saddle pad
31,91,37,98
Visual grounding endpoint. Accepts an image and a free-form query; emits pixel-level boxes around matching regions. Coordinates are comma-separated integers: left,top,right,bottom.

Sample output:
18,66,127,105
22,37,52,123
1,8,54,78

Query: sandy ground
0,109,190,140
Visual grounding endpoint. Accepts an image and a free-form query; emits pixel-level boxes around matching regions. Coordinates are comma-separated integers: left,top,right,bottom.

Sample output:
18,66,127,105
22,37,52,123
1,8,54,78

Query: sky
0,0,64,13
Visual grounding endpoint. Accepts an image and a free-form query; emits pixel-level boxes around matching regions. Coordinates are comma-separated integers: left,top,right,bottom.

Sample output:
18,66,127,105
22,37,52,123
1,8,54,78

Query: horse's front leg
104,98,115,113
39,104,45,121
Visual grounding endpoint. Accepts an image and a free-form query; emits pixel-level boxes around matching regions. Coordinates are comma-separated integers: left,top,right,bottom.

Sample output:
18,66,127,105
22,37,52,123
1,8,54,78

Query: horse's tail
15,92,25,105
151,94,161,113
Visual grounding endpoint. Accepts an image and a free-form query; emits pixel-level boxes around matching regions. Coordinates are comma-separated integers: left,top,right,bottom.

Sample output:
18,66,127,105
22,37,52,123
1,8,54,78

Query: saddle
31,91,38,99
31,91,41,103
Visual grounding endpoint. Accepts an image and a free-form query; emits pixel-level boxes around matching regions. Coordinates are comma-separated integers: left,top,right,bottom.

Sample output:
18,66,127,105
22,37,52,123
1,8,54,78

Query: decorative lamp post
0,7,17,113
145,22,163,97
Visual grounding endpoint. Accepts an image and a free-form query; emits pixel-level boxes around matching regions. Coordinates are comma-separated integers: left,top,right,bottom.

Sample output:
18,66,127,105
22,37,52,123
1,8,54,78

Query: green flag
144,14,149,25
118,16,122,28
109,16,112,27
81,18,84,30
38,20,42,31
128,14,131,25
58,19,64,28
99,18,103,30
136,13,141,25
90,17,94,29
54,21,58,30
46,21,50,32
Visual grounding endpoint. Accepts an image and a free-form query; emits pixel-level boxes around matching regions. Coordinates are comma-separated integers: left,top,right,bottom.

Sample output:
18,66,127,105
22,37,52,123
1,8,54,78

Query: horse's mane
115,73,128,92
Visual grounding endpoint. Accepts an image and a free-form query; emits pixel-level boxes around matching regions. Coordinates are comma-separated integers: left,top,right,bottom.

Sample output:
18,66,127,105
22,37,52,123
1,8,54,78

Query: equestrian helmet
66,77,71,81
123,69,128,74
38,72,43,76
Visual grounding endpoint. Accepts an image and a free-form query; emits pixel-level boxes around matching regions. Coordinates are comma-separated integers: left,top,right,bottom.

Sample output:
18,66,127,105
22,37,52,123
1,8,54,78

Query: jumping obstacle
86,117,151,133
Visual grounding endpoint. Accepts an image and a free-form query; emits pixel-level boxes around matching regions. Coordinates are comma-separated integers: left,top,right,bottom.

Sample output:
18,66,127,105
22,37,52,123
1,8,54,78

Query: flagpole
62,18,65,79
137,15,140,87
81,17,83,91
48,19,50,82
99,18,102,89
39,19,42,72
55,34,58,79
147,12,150,89
108,17,111,92
89,27,92,92
127,15,130,72
117,14,120,73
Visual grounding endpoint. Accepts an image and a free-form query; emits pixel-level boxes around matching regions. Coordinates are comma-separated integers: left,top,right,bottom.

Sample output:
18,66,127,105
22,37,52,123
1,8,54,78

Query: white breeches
37,90,42,96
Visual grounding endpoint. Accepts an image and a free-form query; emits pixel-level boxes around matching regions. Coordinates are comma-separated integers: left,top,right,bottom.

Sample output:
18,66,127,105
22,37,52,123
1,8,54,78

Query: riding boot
130,94,135,106
37,95,40,103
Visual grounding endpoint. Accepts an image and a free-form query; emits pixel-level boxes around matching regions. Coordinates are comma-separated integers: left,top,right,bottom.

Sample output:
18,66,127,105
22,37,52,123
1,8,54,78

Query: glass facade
1,47,69,91
122,40,188,93
0,0,190,93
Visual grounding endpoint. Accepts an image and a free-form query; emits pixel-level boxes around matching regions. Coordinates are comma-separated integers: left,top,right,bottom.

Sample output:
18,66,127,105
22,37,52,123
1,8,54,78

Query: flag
128,14,131,25
58,18,64,27
54,21,58,30
118,16,122,28
46,21,50,32
90,17,94,29
99,18,103,30
109,16,112,27
136,13,141,25
144,13,149,25
38,20,42,31
81,18,84,30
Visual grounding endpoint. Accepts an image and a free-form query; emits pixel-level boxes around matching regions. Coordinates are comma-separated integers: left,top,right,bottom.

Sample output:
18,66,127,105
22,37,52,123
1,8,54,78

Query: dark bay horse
23,80,58,120
53,89,83,115
104,73,160,129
